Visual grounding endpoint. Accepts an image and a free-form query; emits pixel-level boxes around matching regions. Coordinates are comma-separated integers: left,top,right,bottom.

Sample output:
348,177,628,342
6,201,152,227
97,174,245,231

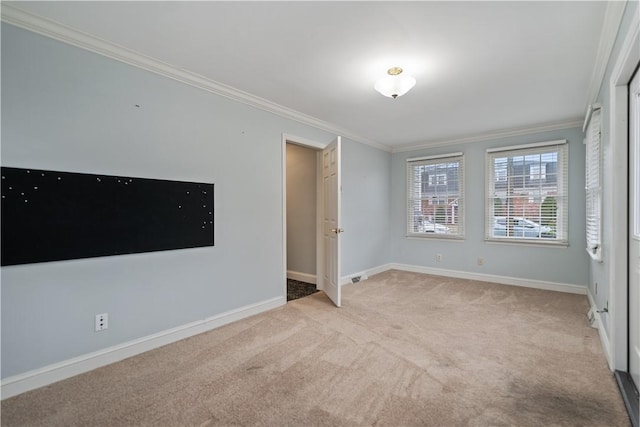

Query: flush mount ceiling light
374,67,416,99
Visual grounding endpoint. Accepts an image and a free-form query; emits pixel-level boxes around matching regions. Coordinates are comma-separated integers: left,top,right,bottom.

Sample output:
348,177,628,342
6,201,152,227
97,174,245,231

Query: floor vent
351,273,369,284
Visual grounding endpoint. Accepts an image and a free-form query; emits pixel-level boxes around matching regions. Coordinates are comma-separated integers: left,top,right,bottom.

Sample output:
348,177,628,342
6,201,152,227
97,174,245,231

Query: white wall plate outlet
95,313,108,332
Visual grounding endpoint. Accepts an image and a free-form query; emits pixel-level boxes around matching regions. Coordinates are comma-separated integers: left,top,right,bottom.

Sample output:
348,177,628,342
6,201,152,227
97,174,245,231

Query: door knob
330,228,344,234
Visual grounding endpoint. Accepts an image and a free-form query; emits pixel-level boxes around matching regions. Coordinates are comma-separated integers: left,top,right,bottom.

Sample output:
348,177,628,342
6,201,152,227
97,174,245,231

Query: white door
629,67,640,391
322,137,341,307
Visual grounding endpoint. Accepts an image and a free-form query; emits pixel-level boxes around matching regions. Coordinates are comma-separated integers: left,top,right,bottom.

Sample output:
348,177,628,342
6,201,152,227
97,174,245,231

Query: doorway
282,134,342,307
608,16,640,426
625,65,640,427
285,142,320,301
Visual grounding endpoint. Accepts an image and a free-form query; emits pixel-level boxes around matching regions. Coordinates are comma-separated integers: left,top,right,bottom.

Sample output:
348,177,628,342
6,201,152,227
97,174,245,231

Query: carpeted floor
287,279,319,301
0,270,631,426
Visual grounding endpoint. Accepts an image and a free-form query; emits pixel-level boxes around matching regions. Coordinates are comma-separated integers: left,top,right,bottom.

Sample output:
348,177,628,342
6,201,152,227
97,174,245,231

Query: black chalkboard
1,167,214,266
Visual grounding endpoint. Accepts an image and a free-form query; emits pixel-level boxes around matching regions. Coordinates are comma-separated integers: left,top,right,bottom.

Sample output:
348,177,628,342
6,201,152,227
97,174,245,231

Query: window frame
485,140,569,246
406,152,465,240
584,104,602,261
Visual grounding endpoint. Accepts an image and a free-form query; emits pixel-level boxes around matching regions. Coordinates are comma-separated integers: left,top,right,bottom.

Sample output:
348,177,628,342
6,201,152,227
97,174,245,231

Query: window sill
406,234,465,241
484,238,568,248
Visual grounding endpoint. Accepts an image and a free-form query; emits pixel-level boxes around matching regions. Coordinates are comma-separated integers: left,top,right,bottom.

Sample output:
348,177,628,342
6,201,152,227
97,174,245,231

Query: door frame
624,65,640,427
609,11,639,373
281,133,329,300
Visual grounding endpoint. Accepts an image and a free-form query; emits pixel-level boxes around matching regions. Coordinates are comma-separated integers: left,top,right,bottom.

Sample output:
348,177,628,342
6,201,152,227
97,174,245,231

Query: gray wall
286,143,317,276
0,23,391,379
1,6,608,380
391,127,589,286
589,0,639,332
341,138,392,275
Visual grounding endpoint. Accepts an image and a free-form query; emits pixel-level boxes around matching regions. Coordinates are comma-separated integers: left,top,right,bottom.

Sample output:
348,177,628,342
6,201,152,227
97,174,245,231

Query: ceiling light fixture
374,67,416,99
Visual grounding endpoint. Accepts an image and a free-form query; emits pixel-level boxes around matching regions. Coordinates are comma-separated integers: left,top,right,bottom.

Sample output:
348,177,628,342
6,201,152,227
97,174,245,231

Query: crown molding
392,119,583,153
584,0,627,108
1,4,391,153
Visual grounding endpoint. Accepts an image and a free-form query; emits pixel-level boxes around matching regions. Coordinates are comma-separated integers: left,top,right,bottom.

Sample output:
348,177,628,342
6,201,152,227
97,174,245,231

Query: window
584,105,602,260
529,164,546,181
428,173,448,186
407,153,464,238
486,140,568,244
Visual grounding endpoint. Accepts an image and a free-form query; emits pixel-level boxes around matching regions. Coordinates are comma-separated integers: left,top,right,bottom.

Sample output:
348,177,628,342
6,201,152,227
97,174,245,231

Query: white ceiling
7,1,609,150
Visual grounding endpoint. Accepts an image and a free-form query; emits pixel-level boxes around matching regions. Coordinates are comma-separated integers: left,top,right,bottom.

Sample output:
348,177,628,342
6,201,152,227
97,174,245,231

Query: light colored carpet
1,270,631,426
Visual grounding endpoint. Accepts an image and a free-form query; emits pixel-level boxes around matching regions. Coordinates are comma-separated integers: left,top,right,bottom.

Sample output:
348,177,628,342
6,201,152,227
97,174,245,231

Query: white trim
0,4,390,153
340,264,393,286
282,138,288,302
1,260,583,400
392,120,582,153
486,139,567,153
287,270,317,285
585,1,628,107
610,84,631,372
608,6,639,372
406,152,463,163
484,239,568,248
0,4,590,156
406,234,466,241
587,289,613,370
283,133,327,151
0,296,284,400
316,151,324,292
390,263,587,295
340,262,587,295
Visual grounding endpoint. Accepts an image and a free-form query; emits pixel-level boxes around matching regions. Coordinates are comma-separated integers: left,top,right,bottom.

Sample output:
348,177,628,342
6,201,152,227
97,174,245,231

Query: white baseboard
339,262,586,295
287,270,317,284
587,289,613,370
389,263,587,295
1,263,589,400
341,263,393,286
0,296,285,400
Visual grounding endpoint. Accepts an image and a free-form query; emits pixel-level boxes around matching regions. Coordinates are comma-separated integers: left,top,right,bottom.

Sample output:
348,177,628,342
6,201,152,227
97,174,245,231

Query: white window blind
585,105,602,260
407,153,464,238
485,140,568,244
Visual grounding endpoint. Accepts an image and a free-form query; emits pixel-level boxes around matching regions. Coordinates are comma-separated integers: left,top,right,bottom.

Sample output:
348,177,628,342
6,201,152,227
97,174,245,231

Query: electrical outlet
477,257,484,266
436,254,443,262
95,313,108,332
